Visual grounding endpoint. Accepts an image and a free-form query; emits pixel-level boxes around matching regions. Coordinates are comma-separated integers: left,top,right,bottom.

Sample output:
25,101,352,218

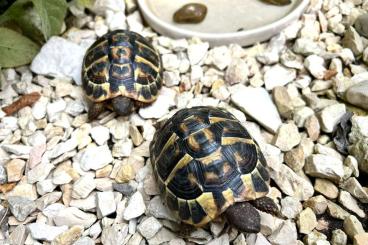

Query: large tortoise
82,30,162,120
150,106,278,233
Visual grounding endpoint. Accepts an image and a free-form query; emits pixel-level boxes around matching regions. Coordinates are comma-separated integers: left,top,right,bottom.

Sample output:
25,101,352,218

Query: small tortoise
150,106,278,233
82,30,162,120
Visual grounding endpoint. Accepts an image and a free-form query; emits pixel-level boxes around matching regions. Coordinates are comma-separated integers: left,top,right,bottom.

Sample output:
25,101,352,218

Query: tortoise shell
82,30,162,103
150,106,270,227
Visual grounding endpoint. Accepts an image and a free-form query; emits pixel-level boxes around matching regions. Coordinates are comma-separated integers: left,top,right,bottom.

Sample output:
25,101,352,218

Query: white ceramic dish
137,0,309,46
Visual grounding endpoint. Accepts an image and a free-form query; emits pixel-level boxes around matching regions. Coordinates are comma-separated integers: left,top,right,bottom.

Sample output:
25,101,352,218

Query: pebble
123,191,146,220
72,175,96,199
354,13,368,38
354,233,368,245
342,26,364,56
294,107,315,128
187,42,209,65
96,191,116,218
6,159,25,182
345,81,368,110
304,55,326,79
331,229,347,245
30,37,86,85
32,97,48,119
225,58,249,85
303,195,328,215
148,196,176,221
148,228,177,245
273,122,301,151
2,144,32,155
297,207,317,234
206,46,232,70
90,126,110,146
101,223,129,245
327,200,350,220
52,225,84,245
231,85,282,133
341,177,368,203
173,3,207,24
8,183,38,200
305,154,344,181
9,224,27,245
314,178,339,199
27,162,54,184
53,207,97,228
139,87,176,119
113,183,135,196
303,230,327,245
8,196,36,222
338,191,365,218
73,237,95,245
259,210,284,235
280,196,303,219
264,64,296,90
137,217,162,239
207,234,229,245
28,223,68,241
272,86,294,119
268,220,298,245
318,103,346,133
343,215,365,239
80,144,113,171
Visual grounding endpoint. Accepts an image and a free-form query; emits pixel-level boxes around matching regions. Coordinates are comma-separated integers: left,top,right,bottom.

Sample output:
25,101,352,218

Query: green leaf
75,0,94,8
31,0,67,40
0,27,40,68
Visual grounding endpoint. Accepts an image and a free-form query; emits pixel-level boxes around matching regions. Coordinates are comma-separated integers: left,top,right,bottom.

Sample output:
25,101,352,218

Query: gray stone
273,122,301,151
148,228,177,245
281,196,303,219
101,223,129,245
53,207,97,228
0,165,7,184
268,220,298,245
327,201,350,220
331,229,347,245
304,55,326,79
305,154,344,181
80,144,113,171
148,196,176,221
318,104,346,133
8,196,36,222
343,215,365,239
225,58,249,85
340,177,368,203
9,224,27,245
338,191,365,218
72,175,96,199
138,217,163,239
345,81,368,110
231,85,282,133
342,26,364,56
264,64,296,90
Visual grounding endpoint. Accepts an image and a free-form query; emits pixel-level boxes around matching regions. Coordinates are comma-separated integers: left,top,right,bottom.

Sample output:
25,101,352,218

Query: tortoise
82,30,162,120
150,106,279,233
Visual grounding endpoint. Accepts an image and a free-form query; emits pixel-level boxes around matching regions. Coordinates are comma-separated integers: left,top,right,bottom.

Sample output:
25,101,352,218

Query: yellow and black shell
150,106,270,227
82,30,162,103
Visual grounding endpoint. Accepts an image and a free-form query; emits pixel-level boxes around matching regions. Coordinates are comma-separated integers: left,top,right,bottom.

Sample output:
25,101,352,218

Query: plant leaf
31,0,67,40
0,27,40,68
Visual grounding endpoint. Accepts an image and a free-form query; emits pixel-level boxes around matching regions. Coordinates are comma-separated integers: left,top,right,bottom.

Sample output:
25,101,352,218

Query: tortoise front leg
88,102,106,121
224,202,261,233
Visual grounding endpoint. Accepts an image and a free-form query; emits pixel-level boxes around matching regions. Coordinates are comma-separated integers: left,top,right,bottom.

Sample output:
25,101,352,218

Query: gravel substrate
1,0,368,244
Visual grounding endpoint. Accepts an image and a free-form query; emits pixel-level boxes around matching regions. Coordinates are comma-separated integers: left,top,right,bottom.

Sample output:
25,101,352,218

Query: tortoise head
111,96,134,116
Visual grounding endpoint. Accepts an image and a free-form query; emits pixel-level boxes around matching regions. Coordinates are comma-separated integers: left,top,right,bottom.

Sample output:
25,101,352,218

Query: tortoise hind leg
224,202,260,233
88,102,106,121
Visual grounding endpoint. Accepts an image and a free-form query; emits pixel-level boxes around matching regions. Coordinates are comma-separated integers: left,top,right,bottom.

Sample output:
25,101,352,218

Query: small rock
206,46,232,70
148,196,176,221
342,26,364,56
354,13,368,38
284,146,305,171
173,3,207,24
8,196,36,222
268,220,298,245
297,207,317,234
148,228,177,245
231,85,282,133
281,196,303,219
318,103,346,133
272,86,294,119
327,201,350,220
80,144,113,171
27,162,54,184
9,224,27,245
72,175,96,199
139,87,176,119
304,55,326,79
331,229,347,245
187,42,209,65
137,217,162,239
343,215,365,239
163,70,180,87
338,191,365,218
207,234,229,245
2,144,32,155
345,81,368,110
303,230,327,245
6,159,25,182
53,207,97,228
225,58,249,85
115,163,135,183
354,233,368,245
264,64,296,90
305,115,321,141
259,210,284,235
305,154,344,181
273,122,301,151
101,223,129,245
73,237,95,245
293,38,323,55
96,191,116,218
314,178,339,199
303,195,328,215
90,126,110,146
113,183,135,196
294,107,315,128
28,223,68,242
123,191,145,220
52,225,83,245
340,177,368,203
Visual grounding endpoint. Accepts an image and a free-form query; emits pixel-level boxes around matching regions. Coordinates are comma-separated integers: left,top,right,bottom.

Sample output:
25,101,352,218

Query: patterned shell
150,106,270,227
82,30,162,103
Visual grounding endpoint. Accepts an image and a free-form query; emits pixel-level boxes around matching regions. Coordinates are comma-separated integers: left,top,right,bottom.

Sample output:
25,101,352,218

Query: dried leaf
2,91,41,116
